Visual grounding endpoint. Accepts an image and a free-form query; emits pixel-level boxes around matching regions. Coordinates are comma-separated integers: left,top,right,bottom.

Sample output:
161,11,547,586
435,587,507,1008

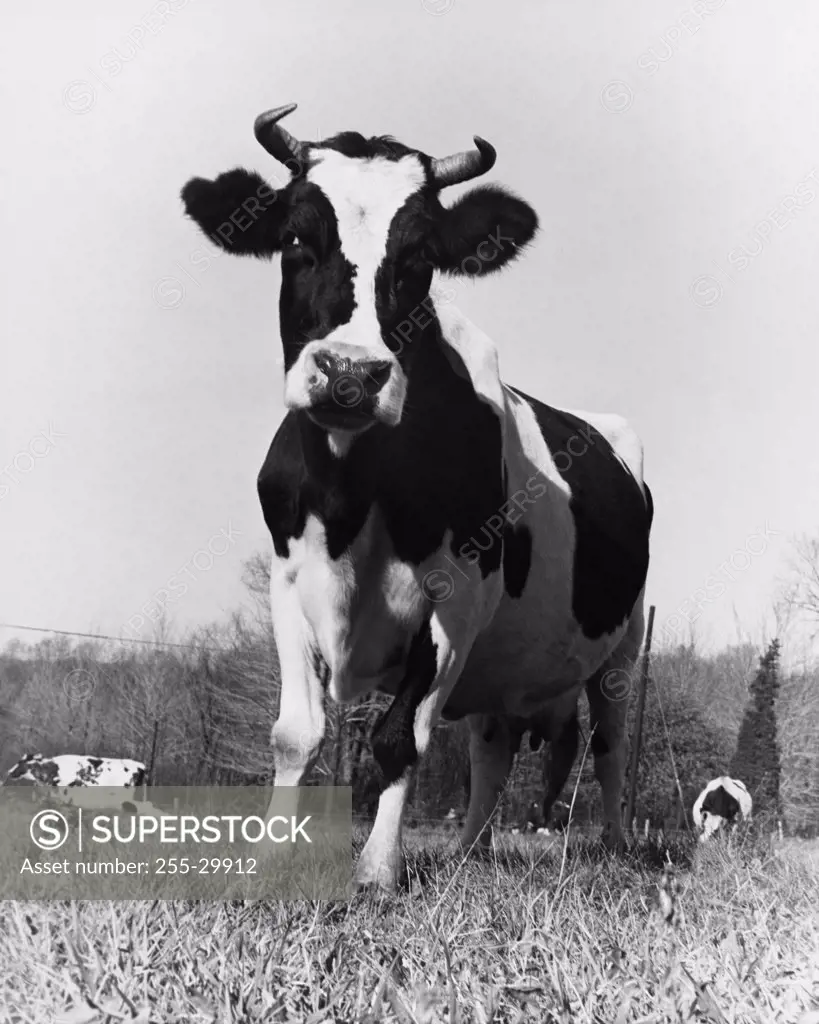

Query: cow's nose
313,353,392,397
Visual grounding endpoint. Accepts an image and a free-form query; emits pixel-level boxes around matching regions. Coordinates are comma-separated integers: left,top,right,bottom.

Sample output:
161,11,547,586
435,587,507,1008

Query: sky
2,0,819,657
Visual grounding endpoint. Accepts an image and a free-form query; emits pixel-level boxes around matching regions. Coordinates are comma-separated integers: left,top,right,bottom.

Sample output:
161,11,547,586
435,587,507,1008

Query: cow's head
181,104,538,436
699,810,725,842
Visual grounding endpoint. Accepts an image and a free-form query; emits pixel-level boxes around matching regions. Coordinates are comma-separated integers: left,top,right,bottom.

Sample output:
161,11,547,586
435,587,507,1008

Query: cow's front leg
268,572,326,789
354,615,469,891
460,715,516,850
258,572,326,857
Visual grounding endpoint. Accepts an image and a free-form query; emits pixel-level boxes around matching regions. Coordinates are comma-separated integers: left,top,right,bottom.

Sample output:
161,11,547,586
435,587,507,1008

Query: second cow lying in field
2,753,147,797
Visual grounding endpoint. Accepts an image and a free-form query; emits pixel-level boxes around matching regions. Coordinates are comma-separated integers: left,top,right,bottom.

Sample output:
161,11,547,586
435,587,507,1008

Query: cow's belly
442,479,634,717
444,592,628,718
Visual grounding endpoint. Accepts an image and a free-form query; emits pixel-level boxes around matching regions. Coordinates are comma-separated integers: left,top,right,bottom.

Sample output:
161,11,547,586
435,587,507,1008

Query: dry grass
1,829,818,1024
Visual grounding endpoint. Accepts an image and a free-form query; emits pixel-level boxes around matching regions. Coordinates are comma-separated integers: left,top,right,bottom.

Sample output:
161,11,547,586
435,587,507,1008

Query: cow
120,799,166,818
521,797,572,835
520,799,542,833
2,753,147,805
692,776,752,842
181,103,653,889
535,803,572,835
548,800,573,833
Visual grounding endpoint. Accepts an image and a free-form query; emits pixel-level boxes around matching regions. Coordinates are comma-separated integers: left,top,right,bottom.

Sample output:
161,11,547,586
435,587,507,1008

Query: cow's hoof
353,877,403,897
600,826,624,853
459,826,494,855
460,838,492,860
352,880,399,904
353,859,405,893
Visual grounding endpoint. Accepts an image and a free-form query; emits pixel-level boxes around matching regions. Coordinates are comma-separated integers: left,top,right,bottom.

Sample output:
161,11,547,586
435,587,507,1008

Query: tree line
1,546,817,836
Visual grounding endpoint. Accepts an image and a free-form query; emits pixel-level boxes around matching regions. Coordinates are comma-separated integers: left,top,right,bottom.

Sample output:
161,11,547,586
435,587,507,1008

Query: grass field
1,827,818,1024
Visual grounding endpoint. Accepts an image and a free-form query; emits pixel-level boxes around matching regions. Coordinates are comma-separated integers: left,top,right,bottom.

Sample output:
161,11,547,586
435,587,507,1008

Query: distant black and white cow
120,799,166,818
542,800,573,834
520,799,542,833
181,104,653,889
692,776,752,842
3,753,147,804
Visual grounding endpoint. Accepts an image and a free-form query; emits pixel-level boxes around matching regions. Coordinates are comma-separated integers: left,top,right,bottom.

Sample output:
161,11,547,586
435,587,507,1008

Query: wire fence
4,615,798,840
353,813,792,843
0,622,223,652
0,613,679,812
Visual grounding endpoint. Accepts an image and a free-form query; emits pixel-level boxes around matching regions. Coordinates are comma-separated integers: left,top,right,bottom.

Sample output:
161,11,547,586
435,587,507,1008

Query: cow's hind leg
586,598,646,850
460,714,516,850
541,711,578,828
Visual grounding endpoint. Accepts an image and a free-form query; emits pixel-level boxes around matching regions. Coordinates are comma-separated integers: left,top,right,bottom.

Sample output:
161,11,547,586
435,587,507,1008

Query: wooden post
625,605,655,832
145,718,160,796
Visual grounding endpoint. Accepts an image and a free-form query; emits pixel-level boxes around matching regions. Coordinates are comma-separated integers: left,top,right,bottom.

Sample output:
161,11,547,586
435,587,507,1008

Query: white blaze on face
308,150,426,347
284,150,426,425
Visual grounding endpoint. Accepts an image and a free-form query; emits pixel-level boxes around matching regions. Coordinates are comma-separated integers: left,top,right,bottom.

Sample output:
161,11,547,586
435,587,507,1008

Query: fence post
624,605,656,832
145,718,160,796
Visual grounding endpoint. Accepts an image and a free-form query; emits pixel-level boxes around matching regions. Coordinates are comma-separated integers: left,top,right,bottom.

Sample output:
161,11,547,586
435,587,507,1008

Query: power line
0,622,221,652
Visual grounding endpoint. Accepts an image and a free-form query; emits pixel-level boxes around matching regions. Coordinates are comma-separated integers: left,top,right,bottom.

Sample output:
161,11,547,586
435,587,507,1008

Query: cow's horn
430,136,496,188
254,103,308,168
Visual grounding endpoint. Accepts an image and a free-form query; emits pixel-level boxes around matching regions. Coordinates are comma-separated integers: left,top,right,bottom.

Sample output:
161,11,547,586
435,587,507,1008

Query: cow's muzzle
303,350,393,431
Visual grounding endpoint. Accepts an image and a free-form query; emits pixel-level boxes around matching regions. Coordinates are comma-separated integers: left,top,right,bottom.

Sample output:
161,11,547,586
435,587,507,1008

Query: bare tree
779,534,819,640
778,666,819,833
241,551,272,625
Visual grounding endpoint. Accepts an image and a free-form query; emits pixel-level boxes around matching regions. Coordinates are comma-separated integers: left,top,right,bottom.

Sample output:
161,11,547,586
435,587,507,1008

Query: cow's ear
181,168,289,258
431,185,538,277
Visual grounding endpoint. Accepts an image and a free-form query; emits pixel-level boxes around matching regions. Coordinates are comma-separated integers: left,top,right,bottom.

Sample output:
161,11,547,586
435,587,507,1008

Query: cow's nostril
362,360,392,393
314,352,335,377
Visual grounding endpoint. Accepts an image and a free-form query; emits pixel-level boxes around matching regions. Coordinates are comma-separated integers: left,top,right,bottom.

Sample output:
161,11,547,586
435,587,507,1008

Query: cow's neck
295,310,506,567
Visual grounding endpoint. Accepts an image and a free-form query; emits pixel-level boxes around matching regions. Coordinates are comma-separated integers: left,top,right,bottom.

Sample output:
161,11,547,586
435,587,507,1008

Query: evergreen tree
730,638,783,821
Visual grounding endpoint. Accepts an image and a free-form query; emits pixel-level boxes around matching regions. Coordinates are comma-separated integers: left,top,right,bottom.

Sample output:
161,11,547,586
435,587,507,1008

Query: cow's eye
393,252,423,291
284,235,318,269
